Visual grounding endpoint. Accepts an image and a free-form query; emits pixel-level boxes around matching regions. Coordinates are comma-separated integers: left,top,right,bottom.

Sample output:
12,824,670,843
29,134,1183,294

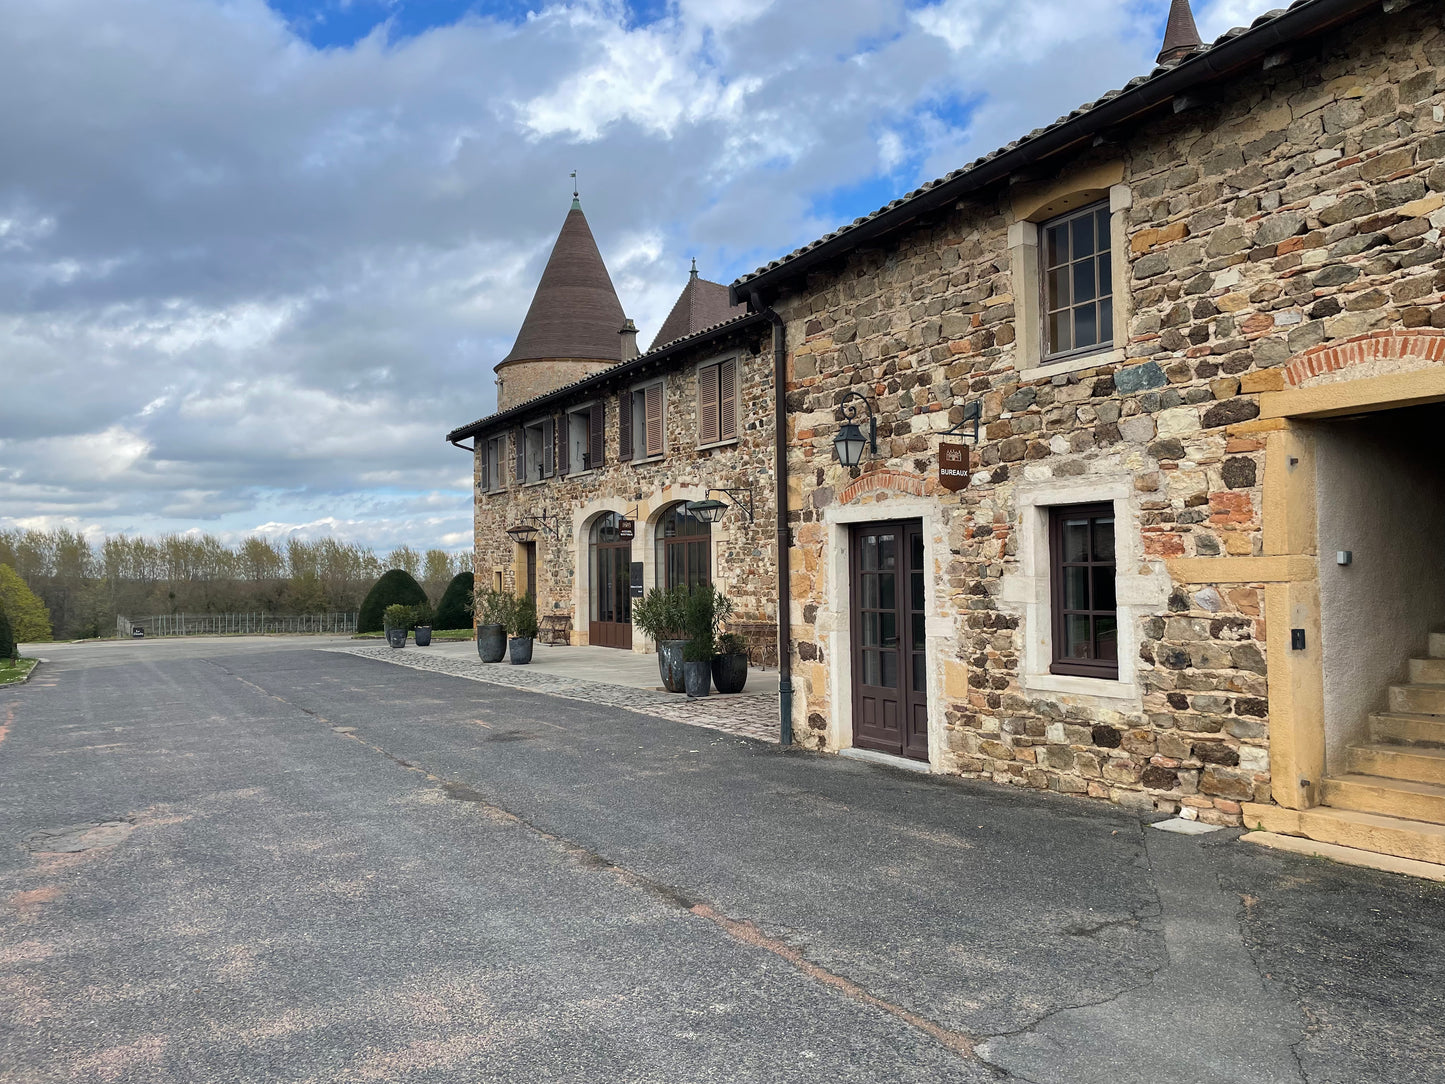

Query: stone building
447,203,780,660
728,0,1445,861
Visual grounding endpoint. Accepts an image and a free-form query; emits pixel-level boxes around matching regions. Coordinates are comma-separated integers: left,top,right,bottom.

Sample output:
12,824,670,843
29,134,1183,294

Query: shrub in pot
683,634,713,698
712,632,749,695
681,585,732,697
508,592,538,665
632,585,689,692
412,602,434,647
383,603,412,649
474,588,510,663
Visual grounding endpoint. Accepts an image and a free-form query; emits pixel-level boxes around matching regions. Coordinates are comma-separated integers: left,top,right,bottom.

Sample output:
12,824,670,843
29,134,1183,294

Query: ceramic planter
414,625,432,647
711,652,748,694
477,624,506,663
386,627,406,649
657,640,687,693
683,659,711,698
509,637,534,665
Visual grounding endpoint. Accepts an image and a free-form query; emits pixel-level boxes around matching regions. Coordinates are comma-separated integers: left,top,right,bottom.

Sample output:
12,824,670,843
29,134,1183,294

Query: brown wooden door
589,513,633,649
851,521,928,761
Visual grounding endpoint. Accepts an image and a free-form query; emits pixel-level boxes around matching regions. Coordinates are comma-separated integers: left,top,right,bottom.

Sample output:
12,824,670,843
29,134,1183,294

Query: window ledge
630,454,666,466
562,469,595,480
1017,346,1122,381
1021,671,1141,704
696,437,741,452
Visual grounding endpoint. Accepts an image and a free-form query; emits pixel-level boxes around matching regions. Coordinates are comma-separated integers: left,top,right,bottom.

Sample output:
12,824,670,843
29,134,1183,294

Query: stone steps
1388,683,1445,715
1243,802,1445,866
1322,773,1445,824
1347,743,1445,787
1369,711,1445,747
1408,657,1445,684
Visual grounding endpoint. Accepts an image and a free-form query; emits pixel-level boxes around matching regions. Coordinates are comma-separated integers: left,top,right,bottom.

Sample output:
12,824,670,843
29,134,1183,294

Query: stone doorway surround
1180,330,1445,863
814,478,948,771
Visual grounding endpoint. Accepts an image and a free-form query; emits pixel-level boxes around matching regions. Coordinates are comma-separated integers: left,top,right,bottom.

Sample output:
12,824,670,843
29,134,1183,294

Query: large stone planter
684,659,711,698
414,625,432,647
477,624,506,663
711,652,748,694
386,627,406,649
509,637,534,665
657,640,687,693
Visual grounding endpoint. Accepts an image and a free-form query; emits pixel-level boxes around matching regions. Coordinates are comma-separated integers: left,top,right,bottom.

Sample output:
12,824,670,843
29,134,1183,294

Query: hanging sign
618,519,636,541
939,443,971,492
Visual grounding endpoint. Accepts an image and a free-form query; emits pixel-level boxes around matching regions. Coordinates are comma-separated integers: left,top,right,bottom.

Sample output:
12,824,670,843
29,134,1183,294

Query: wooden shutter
589,400,605,469
718,359,737,441
513,427,524,484
645,383,664,457
698,363,720,445
557,414,569,476
479,439,490,492
542,417,554,478
618,390,634,462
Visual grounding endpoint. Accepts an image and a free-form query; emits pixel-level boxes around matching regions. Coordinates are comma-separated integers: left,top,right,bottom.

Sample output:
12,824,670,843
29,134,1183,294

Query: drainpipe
753,294,793,747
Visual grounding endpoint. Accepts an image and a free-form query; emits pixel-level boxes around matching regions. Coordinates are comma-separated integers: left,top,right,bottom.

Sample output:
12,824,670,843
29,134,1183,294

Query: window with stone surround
563,405,592,473
1041,203,1113,361
1048,503,1118,679
522,418,554,484
621,381,665,462
479,436,503,493
697,357,738,446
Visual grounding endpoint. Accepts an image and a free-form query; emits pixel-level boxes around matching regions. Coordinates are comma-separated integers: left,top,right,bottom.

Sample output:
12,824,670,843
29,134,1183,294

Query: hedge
357,569,428,634
433,572,475,631
0,608,14,662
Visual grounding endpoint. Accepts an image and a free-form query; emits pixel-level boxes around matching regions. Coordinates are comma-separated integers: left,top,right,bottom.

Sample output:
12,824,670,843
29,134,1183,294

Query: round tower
495,199,629,411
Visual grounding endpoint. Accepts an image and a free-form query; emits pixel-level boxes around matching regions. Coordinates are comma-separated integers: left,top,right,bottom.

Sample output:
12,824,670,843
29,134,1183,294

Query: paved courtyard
2,636,1443,1083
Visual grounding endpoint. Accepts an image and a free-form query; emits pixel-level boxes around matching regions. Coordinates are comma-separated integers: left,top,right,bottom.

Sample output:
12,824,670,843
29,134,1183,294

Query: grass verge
0,658,38,685
352,629,475,642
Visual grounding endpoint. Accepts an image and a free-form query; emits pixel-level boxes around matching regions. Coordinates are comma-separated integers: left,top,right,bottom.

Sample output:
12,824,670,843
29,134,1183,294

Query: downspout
754,294,793,747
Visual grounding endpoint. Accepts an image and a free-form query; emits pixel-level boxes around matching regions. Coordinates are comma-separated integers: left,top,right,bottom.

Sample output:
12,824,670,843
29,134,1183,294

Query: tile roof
649,267,749,352
447,310,768,444
729,0,1380,301
501,201,628,367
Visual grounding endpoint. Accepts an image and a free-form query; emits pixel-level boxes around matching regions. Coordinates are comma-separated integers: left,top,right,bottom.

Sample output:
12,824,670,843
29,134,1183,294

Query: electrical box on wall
1291,628,1307,651
1337,551,1353,566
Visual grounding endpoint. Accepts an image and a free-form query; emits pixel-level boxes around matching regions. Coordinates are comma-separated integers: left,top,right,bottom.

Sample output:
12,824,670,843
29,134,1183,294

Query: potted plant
682,585,732,698
713,631,749,694
474,588,510,663
412,601,433,647
383,603,411,649
508,592,538,665
632,585,689,692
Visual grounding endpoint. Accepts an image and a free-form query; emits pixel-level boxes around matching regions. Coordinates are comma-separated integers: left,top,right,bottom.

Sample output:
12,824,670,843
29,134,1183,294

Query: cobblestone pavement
336,644,780,743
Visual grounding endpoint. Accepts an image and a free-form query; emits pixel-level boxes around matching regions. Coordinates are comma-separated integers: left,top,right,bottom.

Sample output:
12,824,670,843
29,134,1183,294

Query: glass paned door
851,521,928,761
589,513,633,649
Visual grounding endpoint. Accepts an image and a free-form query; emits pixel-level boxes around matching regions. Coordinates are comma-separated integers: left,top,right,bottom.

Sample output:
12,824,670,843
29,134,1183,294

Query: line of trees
0,529,472,640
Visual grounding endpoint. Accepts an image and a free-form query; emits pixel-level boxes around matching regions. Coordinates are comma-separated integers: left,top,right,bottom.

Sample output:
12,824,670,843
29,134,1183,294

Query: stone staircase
1245,632,1445,870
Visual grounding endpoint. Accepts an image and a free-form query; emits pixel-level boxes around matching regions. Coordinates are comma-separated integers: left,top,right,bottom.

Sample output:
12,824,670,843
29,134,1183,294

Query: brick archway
839,469,929,506
1283,329,1445,388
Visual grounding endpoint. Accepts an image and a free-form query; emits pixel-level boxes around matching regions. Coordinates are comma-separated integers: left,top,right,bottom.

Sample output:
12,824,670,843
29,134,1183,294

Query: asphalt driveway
1,637,1441,1083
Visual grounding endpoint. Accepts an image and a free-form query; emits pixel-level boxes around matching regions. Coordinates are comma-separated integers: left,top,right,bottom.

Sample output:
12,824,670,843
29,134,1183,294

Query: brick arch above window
1283,329,1445,388
839,469,930,506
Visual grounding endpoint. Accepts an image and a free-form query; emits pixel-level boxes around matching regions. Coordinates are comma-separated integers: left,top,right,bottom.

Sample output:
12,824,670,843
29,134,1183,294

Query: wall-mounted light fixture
942,400,983,444
506,511,560,542
833,390,877,468
685,486,755,524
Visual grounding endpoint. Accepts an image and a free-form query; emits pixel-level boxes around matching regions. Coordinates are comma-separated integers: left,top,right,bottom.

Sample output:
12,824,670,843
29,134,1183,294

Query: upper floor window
1042,203,1113,361
561,406,590,474
620,381,664,463
1049,503,1118,680
479,436,504,493
518,419,554,484
697,357,738,446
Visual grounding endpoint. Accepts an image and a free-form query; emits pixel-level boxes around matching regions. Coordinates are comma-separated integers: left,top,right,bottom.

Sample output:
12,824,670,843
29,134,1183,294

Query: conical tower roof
500,201,627,366
649,262,749,352
1157,0,1203,65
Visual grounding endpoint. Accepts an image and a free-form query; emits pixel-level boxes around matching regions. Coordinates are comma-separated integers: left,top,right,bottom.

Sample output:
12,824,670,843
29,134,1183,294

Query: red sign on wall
939,443,971,492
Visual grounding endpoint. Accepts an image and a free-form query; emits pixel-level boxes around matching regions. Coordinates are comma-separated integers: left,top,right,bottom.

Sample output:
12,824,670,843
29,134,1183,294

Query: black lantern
506,523,538,543
833,391,877,467
684,498,729,524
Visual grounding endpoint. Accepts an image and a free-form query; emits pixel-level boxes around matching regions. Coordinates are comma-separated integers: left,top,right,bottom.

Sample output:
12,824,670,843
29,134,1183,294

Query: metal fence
116,613,358,638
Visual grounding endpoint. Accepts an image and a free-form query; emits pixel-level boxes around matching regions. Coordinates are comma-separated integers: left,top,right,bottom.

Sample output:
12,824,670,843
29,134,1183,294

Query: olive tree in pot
412,601,433,647
712,632,749,694
682,585,733,698
631,585,689,693
508,593,539,665
474,587,510,663
383,604,412,649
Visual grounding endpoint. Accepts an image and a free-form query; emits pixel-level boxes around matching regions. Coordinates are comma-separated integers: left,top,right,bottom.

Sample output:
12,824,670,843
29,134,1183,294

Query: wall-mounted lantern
506,511,560,542
833,390,877,468
685,486,755,524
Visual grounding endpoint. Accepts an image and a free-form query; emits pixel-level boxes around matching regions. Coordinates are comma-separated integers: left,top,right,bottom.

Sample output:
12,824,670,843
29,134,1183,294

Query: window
562,407,591,474
1041,203,1113,361
479,436,504,492
1049,504,1118,679
697,358,738,446
620,382,664,462
655,504,710,590
521,418,554,484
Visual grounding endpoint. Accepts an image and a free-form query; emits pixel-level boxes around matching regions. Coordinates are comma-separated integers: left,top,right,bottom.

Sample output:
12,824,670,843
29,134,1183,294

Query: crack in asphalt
211,662,982,1065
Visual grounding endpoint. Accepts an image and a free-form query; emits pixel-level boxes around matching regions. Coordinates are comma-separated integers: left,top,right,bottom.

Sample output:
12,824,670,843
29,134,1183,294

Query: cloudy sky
0,0,1272,552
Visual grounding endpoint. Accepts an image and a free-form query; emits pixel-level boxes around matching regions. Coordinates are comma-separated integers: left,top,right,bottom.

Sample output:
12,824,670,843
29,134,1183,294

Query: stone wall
495,356,620,412
777,4,1445,824
472,340,779,660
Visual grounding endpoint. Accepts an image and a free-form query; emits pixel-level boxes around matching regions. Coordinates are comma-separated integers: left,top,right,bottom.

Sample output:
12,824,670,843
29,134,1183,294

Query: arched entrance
655,503,711,590
589,512,632,649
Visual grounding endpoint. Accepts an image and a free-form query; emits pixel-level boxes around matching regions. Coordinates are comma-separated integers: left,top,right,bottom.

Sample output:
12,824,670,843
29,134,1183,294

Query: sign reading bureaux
939,443,970,492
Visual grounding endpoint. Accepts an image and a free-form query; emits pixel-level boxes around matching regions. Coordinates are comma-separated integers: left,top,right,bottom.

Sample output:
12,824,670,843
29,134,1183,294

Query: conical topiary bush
433,572,475,631
357,569,428,634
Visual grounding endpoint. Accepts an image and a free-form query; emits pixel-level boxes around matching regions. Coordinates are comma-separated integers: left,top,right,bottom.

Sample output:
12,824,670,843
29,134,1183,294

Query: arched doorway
655,504,711,590
589,512,632,649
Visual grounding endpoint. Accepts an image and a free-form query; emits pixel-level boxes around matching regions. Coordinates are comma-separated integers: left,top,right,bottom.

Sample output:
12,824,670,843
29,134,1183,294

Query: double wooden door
589,513,633,649
850,521,928,761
